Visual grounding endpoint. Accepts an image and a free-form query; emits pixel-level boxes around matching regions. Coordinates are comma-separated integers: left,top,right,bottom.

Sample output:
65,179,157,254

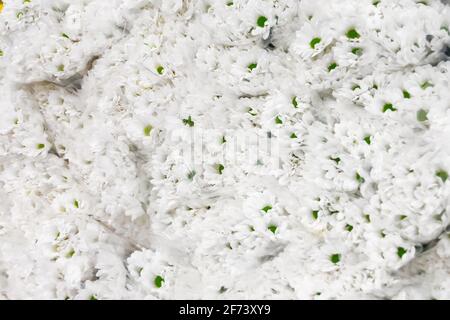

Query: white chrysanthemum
0,0,449,300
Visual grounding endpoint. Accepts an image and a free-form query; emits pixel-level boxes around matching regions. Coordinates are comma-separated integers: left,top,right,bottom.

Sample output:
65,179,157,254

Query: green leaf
73,200,79,208
257,16,268,28
330,253,341,264
402,90,411,99
226,1,233,6
309,37,321,49
262,205,272,213
221,136,227,144
290,133,298,139
89,295,97,300
373,0,380,6
364,214,371,223
267,224,277,234
345,224,353,232
346,28,360,39
57,64,64,72
397,247,407,258
312,210,319,220
154,275,165,288
382,103,397,112
352,84,361,91
416,109,428,122
436,170,448,183
143,124,153,136
363,135,371,145
61,33,70,39
327,62,337,72
182,116,194,127
37,143,45,149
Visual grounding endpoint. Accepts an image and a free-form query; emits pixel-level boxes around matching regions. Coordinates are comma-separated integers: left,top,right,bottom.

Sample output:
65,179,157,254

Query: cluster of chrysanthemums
0,0,449,299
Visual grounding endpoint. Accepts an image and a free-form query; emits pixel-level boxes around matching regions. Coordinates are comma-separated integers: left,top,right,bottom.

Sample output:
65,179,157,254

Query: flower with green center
156,65,164,75
66,248,75,258
436,170,448,183
256,16,267,28
330,253,341,264
267,224,277,234
143,124,153,136
312,210,319,220
154,275,165,288
403,90,411,99
182,116,194,127
290,133,297,139
327,62,337,72
420,81,432,89
247,108,257,116
346,28,360,39
292,96,298,108
216,164,225,175
275,116,283,124
330,156,341,164
417,109,428,122
363,135,371,145
187,170,196,180
382,103,397,112
397,247,407,258
247,63,257,71
345,224,353,232
37,143,45,149
261,205,272,213
73,200,79,208
309,37,321,49
351,47,362,55
355,172,365,184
